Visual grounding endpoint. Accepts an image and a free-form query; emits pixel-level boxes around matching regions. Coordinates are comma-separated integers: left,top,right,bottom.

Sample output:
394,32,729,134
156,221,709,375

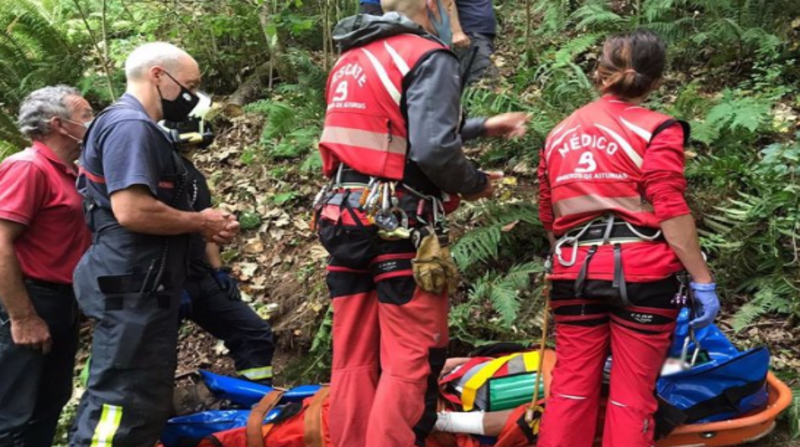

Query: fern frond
452,225,502,271
569,2,626,31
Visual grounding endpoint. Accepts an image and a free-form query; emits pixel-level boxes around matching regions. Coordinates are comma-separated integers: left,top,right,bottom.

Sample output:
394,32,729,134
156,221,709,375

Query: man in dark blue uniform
71,42,239,446
359,0,383,15
167,111,276,385
451,0,497,83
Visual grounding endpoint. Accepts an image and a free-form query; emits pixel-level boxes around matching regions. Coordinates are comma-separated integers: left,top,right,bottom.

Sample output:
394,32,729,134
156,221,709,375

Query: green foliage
452,201,542,271
244,52,325,163
449,201,549,345
0,0,86,152
730,280,795,332
239,210,263,231
469,262,544,327
790,390,800,439
691,89,773,146
703,136,800,322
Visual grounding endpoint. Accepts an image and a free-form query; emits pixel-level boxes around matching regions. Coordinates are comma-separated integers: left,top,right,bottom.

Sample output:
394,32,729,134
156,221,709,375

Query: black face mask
157,71,200,122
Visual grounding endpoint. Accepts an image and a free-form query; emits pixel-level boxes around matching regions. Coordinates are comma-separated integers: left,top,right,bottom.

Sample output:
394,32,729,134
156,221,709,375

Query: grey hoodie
330,13,488,196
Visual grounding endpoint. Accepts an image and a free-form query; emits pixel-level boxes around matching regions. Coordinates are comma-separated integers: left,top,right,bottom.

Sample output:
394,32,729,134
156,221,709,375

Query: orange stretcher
656,373,793,447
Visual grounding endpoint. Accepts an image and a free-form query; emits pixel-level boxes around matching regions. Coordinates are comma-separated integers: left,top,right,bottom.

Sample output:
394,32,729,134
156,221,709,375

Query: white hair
125,42,190,81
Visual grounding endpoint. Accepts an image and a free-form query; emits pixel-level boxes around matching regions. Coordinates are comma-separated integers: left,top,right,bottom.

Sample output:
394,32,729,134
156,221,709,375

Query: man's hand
440,357,471,378
462,171,504,201
453,31,471,49
199,209,240,244
485,113,530,139
11,315,52,354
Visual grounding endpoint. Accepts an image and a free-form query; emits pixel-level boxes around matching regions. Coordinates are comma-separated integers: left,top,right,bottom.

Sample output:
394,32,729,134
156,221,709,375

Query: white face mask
60,118,92,144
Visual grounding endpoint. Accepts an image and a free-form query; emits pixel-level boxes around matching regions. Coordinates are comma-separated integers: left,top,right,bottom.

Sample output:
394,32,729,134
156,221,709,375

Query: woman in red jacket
536,30,720,447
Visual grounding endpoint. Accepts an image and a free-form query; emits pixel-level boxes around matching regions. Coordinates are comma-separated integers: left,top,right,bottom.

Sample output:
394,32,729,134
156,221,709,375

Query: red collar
31,141,77,176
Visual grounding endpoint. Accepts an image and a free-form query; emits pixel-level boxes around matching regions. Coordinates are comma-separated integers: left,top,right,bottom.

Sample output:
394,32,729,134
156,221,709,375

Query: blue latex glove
689,282,720,328
179,289,193,322
214,267,241,301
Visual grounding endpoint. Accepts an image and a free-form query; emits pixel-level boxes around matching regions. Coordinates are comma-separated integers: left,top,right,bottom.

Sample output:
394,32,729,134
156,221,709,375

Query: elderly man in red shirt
0,85,93,447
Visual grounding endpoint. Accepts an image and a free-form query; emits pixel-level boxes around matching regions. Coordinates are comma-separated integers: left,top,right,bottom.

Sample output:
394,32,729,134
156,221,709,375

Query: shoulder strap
246,390,285,447
649,119,691,147
303,386,330,447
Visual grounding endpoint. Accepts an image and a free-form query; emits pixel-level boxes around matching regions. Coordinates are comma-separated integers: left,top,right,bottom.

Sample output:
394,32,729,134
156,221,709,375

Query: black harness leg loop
613,243,631,307
574,245,598,298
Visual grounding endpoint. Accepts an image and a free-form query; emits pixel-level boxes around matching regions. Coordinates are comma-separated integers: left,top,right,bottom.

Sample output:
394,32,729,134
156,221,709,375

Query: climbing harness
554,214,663,305
313,164,450,242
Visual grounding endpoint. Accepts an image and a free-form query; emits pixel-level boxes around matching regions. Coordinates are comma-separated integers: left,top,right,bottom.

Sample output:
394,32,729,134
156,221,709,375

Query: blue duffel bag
654,309,770,438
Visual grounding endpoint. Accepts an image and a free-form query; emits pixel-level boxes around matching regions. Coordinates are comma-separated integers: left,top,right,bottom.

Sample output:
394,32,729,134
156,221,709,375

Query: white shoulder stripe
546,125,580,161
361,47,402,105
383,41,410,76
620,117,652,141
595,123,643,168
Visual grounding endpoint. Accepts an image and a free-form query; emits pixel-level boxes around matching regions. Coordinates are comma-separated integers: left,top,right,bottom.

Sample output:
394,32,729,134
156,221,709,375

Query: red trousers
537,277,680,447
320,219,448,447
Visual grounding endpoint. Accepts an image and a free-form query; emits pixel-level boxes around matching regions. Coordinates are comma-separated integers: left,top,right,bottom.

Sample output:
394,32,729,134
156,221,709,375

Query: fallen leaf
239,262,259,279
243,238,265,254
502,221,519,232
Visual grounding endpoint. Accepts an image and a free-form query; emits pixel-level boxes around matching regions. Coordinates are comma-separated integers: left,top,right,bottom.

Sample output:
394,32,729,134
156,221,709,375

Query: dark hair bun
595,29,666,99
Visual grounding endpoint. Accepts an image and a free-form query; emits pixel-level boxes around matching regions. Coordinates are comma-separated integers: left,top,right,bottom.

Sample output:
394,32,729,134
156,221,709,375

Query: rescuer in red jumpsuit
313,1,529,446
536,30,720,447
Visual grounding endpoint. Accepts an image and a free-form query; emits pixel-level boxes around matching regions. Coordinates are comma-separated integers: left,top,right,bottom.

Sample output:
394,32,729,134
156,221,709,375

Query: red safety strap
79,166,106,184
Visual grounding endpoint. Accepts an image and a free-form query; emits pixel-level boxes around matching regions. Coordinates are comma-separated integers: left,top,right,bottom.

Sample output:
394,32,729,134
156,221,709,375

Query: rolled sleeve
101,120,166,197
405,51,487,196
641,123,692,222
0,161,45,226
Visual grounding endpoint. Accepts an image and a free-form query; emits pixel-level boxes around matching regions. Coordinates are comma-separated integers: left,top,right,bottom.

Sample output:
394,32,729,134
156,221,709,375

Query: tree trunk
222,61,273,117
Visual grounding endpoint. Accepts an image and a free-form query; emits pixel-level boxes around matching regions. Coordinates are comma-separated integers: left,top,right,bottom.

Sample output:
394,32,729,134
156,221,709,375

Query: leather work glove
412,232,460,294
689,282,720,329
214,267,242,301
179,290,193,322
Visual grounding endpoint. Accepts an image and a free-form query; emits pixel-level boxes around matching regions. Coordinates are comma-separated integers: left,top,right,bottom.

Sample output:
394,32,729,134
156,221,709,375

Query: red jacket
538,96,691,282
319,33,445,180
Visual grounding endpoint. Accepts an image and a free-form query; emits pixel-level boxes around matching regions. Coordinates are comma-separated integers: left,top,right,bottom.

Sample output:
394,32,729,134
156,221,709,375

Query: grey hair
125,42,189,80
17,85,81,140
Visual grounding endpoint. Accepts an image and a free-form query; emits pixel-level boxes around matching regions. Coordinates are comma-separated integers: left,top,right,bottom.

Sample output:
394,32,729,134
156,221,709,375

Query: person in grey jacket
314,3,529,447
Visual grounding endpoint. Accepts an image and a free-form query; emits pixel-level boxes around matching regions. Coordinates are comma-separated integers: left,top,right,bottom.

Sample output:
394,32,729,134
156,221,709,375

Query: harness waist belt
338,168,372,185
324,190,365,209
566,221,664,244
337,166,441,198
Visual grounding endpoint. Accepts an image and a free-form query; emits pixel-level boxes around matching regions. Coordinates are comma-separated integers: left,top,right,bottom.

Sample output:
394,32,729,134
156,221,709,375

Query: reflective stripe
383,41,410,76
558,394,588,400
595,123,643,168
554,195,650,218
238,366,273,380
90,404,123,447
545,125,580,161
320,126,407,155
522,351,539,372
620,117,652,141
360,47,402,105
